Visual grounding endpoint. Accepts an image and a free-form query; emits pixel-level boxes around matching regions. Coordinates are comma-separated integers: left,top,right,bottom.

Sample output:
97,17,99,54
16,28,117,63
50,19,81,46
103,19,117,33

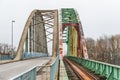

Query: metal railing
10,67,36,80
21,52,48,59
50,55,59,80
10,55,59,80
67,56,120,80
0,55,12,60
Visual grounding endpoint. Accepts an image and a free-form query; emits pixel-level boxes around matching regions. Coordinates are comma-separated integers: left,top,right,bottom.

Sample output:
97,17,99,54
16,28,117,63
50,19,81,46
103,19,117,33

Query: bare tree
0,43,16,55
86,34,120,65
86,38,96,59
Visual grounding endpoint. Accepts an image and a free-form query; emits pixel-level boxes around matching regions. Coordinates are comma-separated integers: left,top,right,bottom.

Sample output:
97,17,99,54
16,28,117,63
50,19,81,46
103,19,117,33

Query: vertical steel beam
52,10,58,58
32,15,35,52
29,24,32,52
25,31,28,52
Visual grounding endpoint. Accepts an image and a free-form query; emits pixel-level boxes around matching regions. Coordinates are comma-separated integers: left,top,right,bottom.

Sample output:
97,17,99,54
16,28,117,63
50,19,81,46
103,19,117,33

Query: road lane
0,57,51,80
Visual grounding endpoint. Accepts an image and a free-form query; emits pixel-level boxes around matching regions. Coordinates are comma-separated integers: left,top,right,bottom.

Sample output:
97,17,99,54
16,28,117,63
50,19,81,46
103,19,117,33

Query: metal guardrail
67,56,120,80
0,52,47,60
10,55,59,80
0,55,12,60
10,66,36,80
21,52,48,60
50,55,59,80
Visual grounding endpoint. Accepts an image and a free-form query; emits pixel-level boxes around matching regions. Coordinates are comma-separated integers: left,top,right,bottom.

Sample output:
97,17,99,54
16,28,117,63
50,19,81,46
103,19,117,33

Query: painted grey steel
14,10,58,60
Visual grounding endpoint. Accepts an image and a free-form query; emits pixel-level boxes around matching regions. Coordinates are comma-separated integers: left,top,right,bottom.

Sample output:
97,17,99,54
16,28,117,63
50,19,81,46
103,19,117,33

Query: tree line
0,43,16,55
86,34,120,65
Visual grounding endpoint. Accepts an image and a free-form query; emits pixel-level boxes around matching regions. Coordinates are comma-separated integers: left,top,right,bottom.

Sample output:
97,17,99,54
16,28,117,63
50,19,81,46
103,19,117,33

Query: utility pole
11,20,15,59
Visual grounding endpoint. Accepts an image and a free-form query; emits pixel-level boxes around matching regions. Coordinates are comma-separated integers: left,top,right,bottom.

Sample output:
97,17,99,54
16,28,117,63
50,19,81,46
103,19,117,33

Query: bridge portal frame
14,10,58,60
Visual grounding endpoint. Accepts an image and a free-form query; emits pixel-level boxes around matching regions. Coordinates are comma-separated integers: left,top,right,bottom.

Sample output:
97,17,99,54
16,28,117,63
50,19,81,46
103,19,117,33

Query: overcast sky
0,0,120,48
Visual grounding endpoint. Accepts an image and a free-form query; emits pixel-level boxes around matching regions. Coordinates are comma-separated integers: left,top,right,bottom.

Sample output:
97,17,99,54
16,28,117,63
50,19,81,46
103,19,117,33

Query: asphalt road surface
0,57,51,80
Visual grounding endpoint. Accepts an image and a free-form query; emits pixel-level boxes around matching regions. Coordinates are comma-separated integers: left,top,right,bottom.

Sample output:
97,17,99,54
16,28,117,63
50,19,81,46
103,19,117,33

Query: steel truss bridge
0,8,120,80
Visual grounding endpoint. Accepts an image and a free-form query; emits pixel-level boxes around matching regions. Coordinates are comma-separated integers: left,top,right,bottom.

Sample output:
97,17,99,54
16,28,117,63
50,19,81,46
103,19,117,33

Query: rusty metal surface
64,58,99,80
64,60,80,80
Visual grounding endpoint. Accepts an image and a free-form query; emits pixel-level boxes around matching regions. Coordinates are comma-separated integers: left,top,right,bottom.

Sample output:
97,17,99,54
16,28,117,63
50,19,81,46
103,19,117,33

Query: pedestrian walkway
59,60,68,80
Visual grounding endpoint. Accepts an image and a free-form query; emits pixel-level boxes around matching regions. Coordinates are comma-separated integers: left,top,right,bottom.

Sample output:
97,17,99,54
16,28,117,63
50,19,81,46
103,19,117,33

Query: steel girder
14,10,58,60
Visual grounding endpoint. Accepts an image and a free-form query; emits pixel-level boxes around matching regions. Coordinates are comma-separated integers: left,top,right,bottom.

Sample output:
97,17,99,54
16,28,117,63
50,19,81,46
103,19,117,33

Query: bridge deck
0,57,51,80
